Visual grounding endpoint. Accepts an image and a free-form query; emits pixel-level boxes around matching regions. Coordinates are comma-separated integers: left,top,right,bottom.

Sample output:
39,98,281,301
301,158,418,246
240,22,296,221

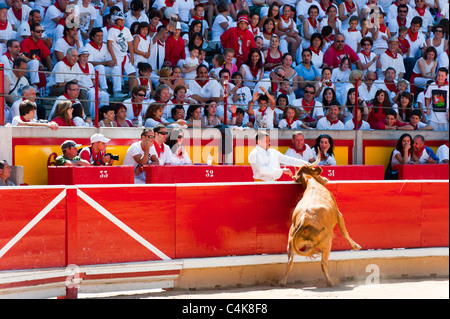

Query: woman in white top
390,133,413,176
302,5,321,50
211,2,233,43
98,105,118,127
320,5,342,39
229,72,253,112
239,48,264,90
311,134,337,165
358,37,380,76
410,47,438,92
202,100,236,127
426,25,448,58
338,0,360,30
331,57,351,93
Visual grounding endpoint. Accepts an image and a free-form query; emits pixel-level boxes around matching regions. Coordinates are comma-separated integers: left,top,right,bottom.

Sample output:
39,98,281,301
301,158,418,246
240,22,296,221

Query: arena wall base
174,248,449,290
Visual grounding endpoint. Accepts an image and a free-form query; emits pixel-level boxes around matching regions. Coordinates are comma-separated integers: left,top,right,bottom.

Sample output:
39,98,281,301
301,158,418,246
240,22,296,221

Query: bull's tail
291,214,322,259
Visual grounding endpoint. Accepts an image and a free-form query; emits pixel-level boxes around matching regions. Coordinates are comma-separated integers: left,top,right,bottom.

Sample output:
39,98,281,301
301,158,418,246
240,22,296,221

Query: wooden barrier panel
48,166,135,185
397,164,449,180
0,181,448,272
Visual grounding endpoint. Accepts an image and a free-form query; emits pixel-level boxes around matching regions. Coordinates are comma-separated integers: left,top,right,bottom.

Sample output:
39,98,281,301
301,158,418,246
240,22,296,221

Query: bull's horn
310,152,321,168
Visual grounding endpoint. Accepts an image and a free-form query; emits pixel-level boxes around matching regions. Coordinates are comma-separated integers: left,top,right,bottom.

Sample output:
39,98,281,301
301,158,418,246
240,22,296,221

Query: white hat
90,133,111,144
78,47,89,55
112,11,125,22
176,22,182,29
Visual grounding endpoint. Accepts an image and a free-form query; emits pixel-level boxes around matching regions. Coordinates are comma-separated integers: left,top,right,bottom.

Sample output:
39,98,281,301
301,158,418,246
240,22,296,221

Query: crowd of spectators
0,0,448,132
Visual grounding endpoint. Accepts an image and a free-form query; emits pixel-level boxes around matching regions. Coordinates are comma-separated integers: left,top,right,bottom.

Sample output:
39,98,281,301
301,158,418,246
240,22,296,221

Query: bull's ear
314,167,323,175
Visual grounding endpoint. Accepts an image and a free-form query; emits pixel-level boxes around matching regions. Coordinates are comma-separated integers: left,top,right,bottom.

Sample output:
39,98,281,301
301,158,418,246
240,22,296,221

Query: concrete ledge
175,248,449,289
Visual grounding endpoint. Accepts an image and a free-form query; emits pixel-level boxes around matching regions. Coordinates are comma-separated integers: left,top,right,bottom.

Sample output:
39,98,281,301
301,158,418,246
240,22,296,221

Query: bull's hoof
326,280,335,287
352,243,362,251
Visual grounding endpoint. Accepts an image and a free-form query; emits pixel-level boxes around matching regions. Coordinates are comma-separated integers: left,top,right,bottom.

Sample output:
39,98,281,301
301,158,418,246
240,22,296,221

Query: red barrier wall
0,181,448,271
397,164,449,180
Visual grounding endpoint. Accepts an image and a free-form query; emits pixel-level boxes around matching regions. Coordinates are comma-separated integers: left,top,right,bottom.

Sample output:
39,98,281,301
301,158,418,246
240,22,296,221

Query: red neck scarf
0,20,7,30
302,98,315,112
63,93,76,104
4,51,15,63
57,17,66,27
54,1,63,13
348,28,358,32
192,15,204,21
326,115,339,125
384,49,397,59
131,98,142,118
63,35,75,46
195,76,209,88
409,121,418,130
408,28,418,42
153,141,165,157
139,34,148,40
415,6,426,16
320,150,329,161
291,143,306,155
165,0,175,7
344,1,355,12
250,24,259,35
307,17,317,29
258,107,267,116
285,118,297,129
89,40,102,51
249,65,259,79
397,16,407,27
62,57,75,69
384,79,398,93
112,25,124,32
78,62,89,74
378,24,387,33
281,14,290,23
437,80,449,89
157,40,164,47
20,116,29,122
414,145,425,158
360,49,371,58
308,45,321,56
139,77,149,86
12,7,22,21
320,1,332,12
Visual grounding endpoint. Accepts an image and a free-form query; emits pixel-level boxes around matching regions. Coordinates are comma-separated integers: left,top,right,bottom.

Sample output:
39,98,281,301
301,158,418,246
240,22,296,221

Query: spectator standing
424,68,449,131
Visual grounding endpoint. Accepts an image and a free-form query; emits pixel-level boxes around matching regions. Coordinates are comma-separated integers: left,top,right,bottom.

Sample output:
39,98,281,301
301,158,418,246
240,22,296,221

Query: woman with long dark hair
311,133,336,165
367,89,392,129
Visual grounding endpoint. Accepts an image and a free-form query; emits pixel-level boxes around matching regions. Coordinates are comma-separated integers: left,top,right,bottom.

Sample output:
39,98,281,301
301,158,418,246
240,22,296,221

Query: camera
105,153,119,161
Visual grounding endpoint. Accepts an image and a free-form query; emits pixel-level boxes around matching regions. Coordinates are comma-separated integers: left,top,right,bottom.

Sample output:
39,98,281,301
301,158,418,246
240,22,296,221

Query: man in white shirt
48,47,79,96
248,131,310,182
41,0,67,39
316,105,345,130
436,143,449,163
125,0,149,28
151,124,185,165
7,0,32,31
284,131,315,163
123,128,159,183
188,64,221,104
3,57,29,106
379,36,406,80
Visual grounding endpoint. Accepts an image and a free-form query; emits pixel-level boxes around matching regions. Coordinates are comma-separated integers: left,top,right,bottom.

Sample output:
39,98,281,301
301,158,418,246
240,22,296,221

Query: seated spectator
202,100,236,127
165,22,185,68
404,17,426,80
41,0,68,39
229,71,253,111
379,37,406,80
3,57,29,106
322,33,362,70
0,39,21,70
424,68,449,131
114,104,133,128
123,128,159,184
316,104,345,130
311,133,336,165
374,109,413,130
293,84,324,128
0,4,16,55
344,106,372,130
436,143,449,163
186,104,203,128
72,103,92,127
411,134,439,164
239,48,264,91
278,106,301,130
254,66,286,96
358,72,378,104
315,67,335,103
342,87,369,122
48,48,84,99
0,160,15,187
294,48,321,98
388,4,411,37
48,81,82,121
144,102,169,127
123,85,150,127
397,26,411,58
330,57,351,94
308,33,324,70
151,124,185,165
52,25,82,64
9,85,43,122
11,99,59,130
393,91,414,122
234,107,252,128
386,133,413,179
222,48,238,76
188,65,221,104
358,37,380,77
125,0,149,29
341,16,362,53
51,100,76,127
411,0,433,35
98,105,118,127
79,133,115,166
167,105,186,123
278,4,302,59
164,85,195,120
55,140,91,166
367,89,392,128
166,128,192,165
284,131,315,163
409,47,438,96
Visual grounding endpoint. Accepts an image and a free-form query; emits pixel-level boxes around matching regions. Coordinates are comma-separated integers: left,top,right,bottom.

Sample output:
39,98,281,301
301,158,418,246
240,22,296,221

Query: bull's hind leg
320,238,334,287
280,241,295,286
337,211,361,251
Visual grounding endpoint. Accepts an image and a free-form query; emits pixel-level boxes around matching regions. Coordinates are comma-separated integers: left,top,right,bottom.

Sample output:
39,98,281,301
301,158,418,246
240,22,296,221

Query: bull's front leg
320,239,334,287
280,241,295,286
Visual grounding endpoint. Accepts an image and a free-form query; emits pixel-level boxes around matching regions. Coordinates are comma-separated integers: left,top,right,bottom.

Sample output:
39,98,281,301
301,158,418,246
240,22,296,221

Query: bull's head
293,154,329,187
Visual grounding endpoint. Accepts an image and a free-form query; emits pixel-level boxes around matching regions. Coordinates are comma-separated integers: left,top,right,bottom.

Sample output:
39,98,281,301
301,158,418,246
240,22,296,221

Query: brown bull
280,155,361,287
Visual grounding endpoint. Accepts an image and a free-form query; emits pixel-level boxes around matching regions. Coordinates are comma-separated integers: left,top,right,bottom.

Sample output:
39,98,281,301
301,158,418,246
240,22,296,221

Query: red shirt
374,119,409,130
220,27,256,67
164,35,186,67
20,37,51,61
52,117,75,127
323,44,360,68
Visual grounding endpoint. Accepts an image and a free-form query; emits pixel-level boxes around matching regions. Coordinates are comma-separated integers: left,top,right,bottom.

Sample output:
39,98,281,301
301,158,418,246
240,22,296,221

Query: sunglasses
34,30,44,33
144,134,155,139
335,40,345,43
398,10,408,13
136,93,146,97
157,131,168,135
275,73,285,79
362,43,371,46
178,135,184,139
304,90,315,94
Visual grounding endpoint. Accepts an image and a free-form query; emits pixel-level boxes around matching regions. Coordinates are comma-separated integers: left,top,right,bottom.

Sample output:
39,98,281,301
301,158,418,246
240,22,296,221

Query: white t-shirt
316,117,345,130
107,26,133,58
436,144,449,163
77,3,97,33
211,14,234,42
284,144,315,162
123,140,158,183
424,81,449,124
344,119,371,130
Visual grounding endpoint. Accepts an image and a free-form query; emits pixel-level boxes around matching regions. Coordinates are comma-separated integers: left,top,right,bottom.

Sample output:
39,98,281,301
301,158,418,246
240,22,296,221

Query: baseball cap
61,140,81,150
78,47,89,55
388,36,399,43
112,11,125,22
0,3,8,10
90,133,111,144
237,15,249,25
